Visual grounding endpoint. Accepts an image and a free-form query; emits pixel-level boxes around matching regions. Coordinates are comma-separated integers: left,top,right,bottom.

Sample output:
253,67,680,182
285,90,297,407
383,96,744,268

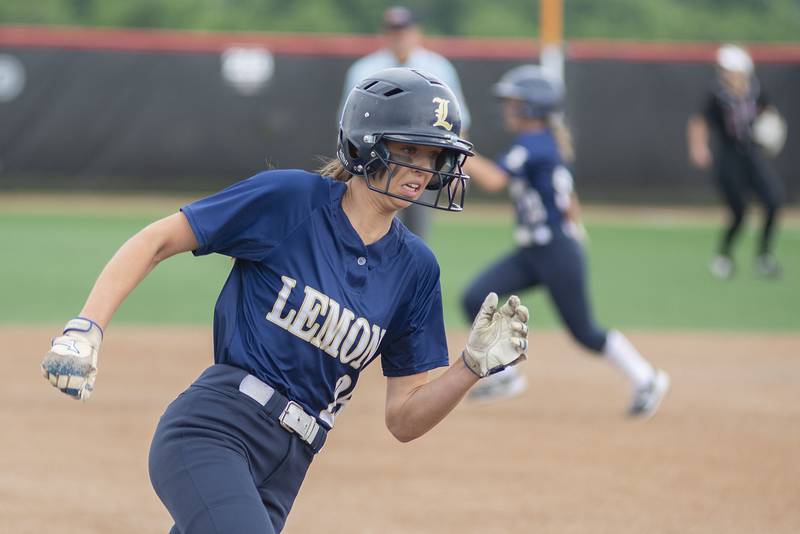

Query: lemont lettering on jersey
266,275,386,370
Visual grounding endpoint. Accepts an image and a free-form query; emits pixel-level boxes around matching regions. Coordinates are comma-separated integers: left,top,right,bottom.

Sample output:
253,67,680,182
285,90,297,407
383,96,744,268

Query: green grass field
2,203,797,330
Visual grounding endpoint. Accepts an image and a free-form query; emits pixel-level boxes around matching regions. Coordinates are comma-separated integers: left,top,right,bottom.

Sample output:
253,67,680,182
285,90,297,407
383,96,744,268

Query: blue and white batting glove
41,317,103,401
462,293,529,378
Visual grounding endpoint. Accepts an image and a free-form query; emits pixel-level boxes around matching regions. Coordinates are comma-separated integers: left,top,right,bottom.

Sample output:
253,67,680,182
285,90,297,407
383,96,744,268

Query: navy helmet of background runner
493,65,564,119
338,67,474,211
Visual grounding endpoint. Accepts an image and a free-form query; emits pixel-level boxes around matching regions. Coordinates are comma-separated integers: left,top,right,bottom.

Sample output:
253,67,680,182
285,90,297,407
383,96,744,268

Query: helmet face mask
356,134,469,211
337,68,473,211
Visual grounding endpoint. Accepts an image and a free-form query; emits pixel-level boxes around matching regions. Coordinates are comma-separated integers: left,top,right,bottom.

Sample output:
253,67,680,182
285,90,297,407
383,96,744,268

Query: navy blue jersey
181,170,449,428
497,129,575,246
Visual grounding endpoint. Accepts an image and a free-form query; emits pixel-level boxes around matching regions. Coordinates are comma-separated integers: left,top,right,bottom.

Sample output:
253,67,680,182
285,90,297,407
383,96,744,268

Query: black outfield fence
0,26,798,203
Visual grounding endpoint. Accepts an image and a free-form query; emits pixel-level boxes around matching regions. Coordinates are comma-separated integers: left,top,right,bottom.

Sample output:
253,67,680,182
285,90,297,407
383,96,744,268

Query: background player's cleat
628,369,670,418
709,255,734,279
755,254,781,278
467,366,528,403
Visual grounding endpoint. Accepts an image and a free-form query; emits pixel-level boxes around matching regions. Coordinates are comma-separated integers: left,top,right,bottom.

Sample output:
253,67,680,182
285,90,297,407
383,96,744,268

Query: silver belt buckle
279,401,317,443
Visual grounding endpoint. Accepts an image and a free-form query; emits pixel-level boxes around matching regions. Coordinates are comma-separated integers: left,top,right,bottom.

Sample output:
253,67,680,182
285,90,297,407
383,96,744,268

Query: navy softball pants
462,235,607,352
714,144,783,256
149,365,315,534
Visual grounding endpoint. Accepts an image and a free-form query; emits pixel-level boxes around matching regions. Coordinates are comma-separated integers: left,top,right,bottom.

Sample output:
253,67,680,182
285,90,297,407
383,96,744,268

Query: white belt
239,374,321,446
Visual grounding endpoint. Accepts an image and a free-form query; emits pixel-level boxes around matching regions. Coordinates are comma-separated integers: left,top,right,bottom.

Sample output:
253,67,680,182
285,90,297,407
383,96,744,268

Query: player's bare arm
41,212,197,400
687,114,712,169
384,293,528,442
384,362,476,442
463,153,509,192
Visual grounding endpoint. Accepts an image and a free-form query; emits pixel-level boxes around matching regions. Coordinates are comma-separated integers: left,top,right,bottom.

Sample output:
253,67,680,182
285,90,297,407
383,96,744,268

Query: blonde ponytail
317,158,352,182
548,114,575,164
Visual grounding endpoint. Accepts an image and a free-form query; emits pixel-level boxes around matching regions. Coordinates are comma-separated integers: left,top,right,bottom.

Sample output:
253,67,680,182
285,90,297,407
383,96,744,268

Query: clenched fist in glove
462,293,529,378
41,317,103,401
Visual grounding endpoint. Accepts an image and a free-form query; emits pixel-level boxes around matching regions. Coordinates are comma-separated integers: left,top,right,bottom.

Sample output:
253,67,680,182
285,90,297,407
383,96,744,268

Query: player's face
371,140,442,209
384,26,420,62
502,99,526,131
719,69,750,97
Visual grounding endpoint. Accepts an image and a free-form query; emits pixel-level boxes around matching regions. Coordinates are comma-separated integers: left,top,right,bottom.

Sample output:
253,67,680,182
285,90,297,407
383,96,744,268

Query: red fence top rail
1,25,799,63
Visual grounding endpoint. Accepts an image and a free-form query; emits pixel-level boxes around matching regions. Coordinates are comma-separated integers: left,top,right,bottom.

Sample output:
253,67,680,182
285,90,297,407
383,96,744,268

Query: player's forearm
687,116,709,152
687,116,713,168
385,357,478,442
464,154,508,192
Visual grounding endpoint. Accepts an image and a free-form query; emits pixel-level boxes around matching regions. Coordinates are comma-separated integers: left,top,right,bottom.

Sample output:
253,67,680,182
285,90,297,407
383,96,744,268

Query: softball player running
41,68,529,533
340,6,472,242
687,44,785,279
462,65,668,417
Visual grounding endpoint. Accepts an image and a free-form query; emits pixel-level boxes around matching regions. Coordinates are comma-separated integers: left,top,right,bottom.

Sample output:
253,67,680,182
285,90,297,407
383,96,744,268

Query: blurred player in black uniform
687,44,786,279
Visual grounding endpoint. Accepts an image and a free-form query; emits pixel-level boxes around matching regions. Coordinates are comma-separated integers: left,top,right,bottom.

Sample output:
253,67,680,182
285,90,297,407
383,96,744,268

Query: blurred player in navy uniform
688,43,786,279
461,65,669,417
40,68,529,533
340,6,471,241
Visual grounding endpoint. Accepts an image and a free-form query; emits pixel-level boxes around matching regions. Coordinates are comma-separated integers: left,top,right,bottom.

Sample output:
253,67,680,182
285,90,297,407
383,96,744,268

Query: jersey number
319,374,354,427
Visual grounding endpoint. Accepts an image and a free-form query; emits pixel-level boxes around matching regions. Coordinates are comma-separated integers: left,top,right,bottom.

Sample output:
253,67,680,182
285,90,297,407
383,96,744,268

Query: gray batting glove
42,317,103,401
462,293,529,378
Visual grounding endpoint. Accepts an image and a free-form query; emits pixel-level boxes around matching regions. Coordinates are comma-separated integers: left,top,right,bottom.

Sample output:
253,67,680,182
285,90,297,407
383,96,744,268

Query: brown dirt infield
4,327,799,533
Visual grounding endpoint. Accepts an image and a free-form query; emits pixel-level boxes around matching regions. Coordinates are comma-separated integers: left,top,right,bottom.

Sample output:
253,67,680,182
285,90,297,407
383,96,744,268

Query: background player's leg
462,248,541,401
745,152,783,276
712,147,748,278
541,238,667,416
536,238,605,352
461,248,539,320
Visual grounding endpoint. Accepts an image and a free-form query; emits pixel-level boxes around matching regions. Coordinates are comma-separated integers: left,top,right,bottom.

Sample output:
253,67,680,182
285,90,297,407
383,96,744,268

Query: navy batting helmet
493,65,563,118
338,67,473,211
